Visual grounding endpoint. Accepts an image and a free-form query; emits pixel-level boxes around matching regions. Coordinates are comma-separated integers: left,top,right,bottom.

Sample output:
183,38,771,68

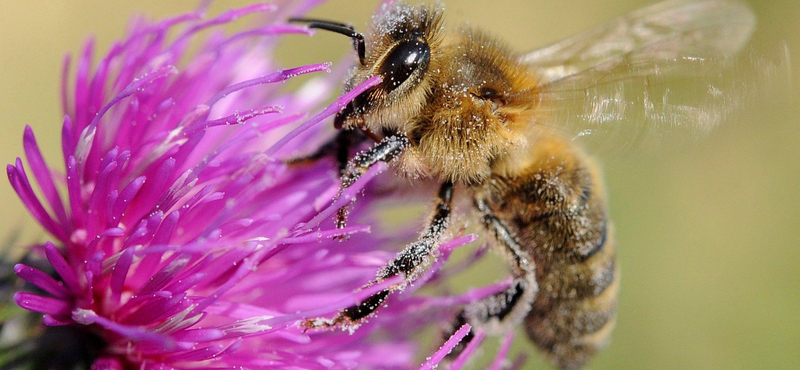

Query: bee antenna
289,18,366,65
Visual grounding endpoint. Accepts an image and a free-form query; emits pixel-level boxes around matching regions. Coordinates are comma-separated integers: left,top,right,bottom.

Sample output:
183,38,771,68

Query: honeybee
291,0,755,369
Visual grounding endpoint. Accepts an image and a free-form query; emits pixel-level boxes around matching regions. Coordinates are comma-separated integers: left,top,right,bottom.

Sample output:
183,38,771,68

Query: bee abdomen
537,224,616,301
526,230,618,370
486,137,618,369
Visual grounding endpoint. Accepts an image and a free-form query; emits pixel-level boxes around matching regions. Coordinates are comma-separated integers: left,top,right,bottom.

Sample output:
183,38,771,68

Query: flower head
5,2,518,369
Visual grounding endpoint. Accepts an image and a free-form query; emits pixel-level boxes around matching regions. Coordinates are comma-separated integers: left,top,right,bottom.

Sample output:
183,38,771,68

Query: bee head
293,3,445,136
411,28,541,184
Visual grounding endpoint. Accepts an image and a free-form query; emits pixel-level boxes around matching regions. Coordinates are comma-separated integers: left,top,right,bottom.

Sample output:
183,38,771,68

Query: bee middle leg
303,180,454,330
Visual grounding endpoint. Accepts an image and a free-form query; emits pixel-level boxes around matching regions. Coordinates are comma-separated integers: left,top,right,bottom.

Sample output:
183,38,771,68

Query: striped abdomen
484,136,618,370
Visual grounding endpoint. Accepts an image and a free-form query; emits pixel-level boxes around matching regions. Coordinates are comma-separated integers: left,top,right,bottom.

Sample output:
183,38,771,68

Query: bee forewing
522,0,755,82
520,0,761,152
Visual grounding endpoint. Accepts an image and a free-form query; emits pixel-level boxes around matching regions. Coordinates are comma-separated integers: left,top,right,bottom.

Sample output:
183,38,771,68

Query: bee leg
334,134,409,230
303,181,453,330
285,129,366,174
444,198,537,354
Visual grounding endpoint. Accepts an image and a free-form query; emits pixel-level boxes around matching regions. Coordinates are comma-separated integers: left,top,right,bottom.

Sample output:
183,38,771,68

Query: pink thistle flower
4,2,518,370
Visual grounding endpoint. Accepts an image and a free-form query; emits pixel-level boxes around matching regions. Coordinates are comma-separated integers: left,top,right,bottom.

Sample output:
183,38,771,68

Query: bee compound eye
379,37,431,91
478,87,499,100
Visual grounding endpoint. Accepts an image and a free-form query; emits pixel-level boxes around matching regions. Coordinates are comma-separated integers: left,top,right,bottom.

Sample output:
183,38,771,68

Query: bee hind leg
302,180,453,330
444,198,538,356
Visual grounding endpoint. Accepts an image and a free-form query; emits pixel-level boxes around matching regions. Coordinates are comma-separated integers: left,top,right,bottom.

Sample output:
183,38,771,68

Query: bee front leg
303,181,453,330
285,129,367,175
334,134,409,230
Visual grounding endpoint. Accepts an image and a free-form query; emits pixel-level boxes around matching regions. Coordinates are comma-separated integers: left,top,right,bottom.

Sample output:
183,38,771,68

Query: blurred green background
0,1,797,369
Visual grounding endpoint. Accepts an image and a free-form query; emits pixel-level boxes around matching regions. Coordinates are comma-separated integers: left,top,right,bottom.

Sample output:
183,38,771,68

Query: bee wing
522,0,758,150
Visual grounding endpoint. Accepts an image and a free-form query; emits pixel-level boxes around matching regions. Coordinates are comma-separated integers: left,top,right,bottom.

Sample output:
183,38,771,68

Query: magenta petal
162,344,226,362
206,63,332,106
65,155,83,225
91,65,179,130
448,331,487,370
171,328,225,343
131,158,175,221
427,278,511,309
174,3,277,47
74,309,173,346
113,176,146,224
23,126,68,227
151,211,179,246
119,292,191,326
61,115,76,167
137,256,190,296
489,330,516,370
185,105,282,135
14,264,71,299
7,161,66,240
85,251,105,295
183,243,256,289
279,225,370,245
109,248,135,306
164,272,206,295
100,228,125,237
88,161,119,231
419,324,471,370
42,314,72,326
302,162,388,229
289,275,404,322
14,292,72,317
222,24,314,47
44,243,82,294
265,74,383,156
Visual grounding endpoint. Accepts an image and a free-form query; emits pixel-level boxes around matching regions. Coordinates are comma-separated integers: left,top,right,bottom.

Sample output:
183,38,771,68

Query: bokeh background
0,1,797,369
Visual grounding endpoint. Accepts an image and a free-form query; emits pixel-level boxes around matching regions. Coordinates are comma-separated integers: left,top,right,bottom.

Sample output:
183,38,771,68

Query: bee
290,0,755,368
